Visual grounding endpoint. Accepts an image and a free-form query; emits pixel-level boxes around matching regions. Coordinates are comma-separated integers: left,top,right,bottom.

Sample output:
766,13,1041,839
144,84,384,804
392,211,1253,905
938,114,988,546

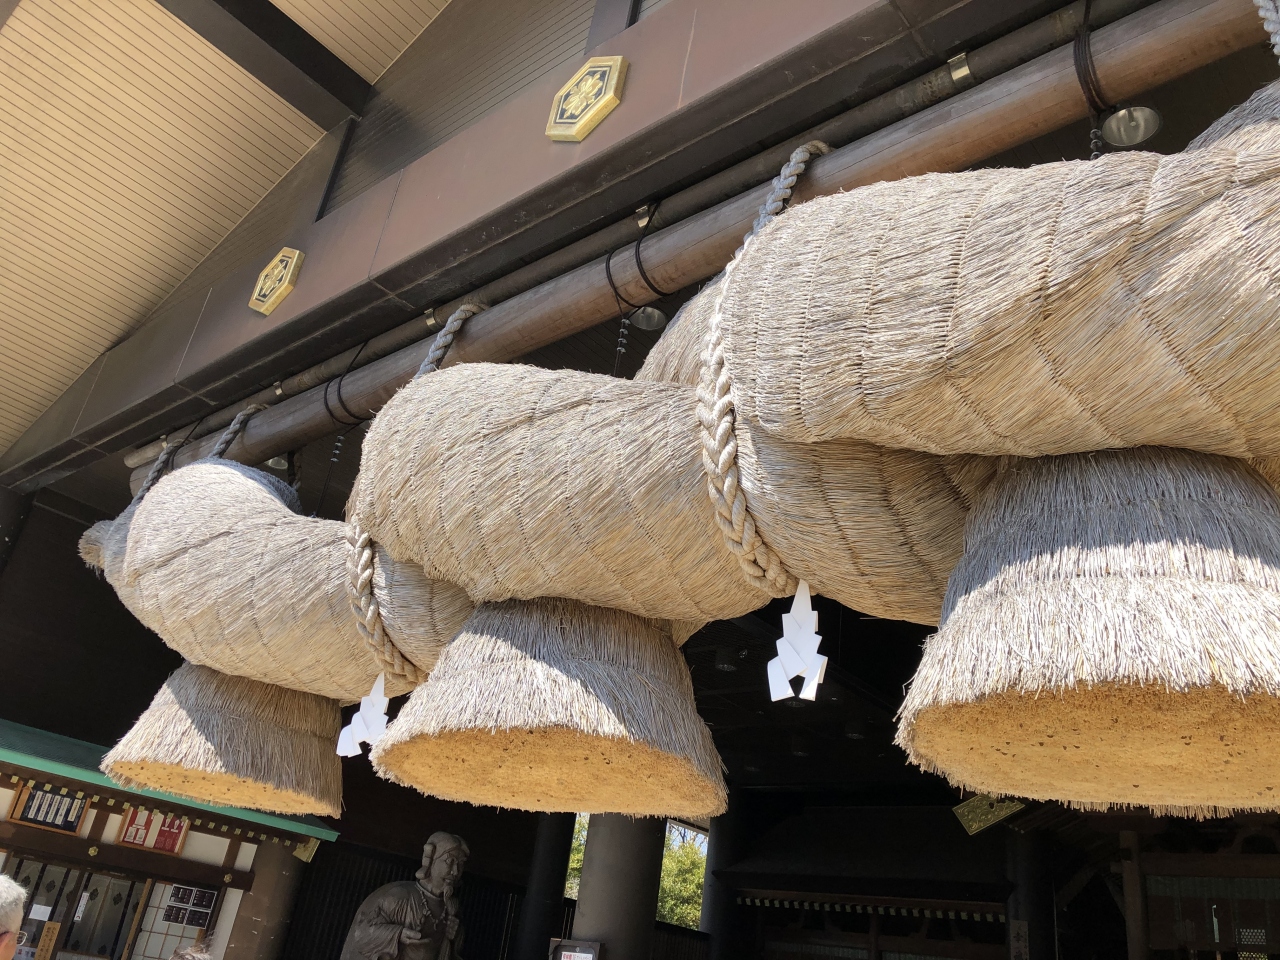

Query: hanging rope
416,302,486,378
133,404,266,505
1257,0,1280,59
210,404,268,459
696,140,829,597
347,301,486,684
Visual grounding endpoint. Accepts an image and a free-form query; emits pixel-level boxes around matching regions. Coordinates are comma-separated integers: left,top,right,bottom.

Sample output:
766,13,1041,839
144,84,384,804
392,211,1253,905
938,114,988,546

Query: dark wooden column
585,0,639,51
0,487,32,581
1007,829,1055,960
512,813,576,960
700,788,746,960
1120,830,1148,960
571,815,666,960
224,840,308,960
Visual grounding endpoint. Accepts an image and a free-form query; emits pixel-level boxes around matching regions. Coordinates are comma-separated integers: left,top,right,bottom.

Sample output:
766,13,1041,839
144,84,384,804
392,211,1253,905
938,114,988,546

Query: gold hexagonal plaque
248,247,304,316
546,56,628,142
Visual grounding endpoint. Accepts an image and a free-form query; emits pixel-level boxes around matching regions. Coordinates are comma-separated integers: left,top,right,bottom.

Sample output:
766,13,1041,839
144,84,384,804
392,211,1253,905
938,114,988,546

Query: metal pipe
130,0,1266,490
125,0,1151,470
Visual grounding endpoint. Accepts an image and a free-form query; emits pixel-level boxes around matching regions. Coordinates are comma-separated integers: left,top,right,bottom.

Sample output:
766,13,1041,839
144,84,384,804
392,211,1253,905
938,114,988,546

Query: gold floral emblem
561,72,605,120
249,247,304,316
547,56,628,142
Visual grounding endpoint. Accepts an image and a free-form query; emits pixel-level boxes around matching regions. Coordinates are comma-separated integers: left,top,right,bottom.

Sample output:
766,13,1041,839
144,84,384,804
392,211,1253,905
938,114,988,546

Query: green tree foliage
564,813,589,899
563,816,707,931
657,823,707,929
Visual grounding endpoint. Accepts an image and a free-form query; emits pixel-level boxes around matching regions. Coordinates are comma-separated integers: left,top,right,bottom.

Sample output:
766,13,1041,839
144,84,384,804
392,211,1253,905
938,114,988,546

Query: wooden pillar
700,788,745,960
585,0,638,50
1120,830,1148,960
570,815,666,960
0,487,32,581
1007,830,1055,960
223,840,306,960
512,813,576,960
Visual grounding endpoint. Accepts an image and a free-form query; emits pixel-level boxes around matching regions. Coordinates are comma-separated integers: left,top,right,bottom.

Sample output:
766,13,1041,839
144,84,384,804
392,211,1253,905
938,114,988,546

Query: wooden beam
586,0,640,50
131,0,1267,488
0,819,256,891
153,0,369,126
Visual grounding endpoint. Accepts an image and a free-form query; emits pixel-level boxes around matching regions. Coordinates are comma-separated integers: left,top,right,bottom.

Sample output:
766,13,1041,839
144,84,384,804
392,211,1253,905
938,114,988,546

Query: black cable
322,340,372,426
633,200,674,298
1073,0,1109,160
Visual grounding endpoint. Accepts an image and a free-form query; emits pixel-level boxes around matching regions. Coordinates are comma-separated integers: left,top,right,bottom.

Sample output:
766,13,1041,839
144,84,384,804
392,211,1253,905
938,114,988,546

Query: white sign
28,904,50,922
563,953,593,960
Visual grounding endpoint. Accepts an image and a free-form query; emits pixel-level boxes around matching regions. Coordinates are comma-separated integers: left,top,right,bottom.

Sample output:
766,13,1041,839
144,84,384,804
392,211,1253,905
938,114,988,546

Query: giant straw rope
83,25,1280,818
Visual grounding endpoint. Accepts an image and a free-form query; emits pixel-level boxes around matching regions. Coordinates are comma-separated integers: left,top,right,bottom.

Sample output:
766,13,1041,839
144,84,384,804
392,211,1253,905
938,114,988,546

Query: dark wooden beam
153,0,370,127
0,819,256,891
0,0,20,30
586,0,640,50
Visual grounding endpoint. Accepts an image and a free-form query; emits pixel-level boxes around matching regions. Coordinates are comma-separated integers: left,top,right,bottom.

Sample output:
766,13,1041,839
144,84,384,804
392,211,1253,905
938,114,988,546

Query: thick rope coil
210,403,268,459
346,518,426,685
1257,0,1280,58
347,301,486,684
416,303,486,378
696,141,830,597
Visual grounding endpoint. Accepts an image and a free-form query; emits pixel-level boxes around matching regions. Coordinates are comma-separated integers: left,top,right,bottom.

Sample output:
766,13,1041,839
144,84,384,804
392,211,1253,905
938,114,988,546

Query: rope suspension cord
696,140,830,598
348,301,486,685
131,404,261,504
1073,0,1110,160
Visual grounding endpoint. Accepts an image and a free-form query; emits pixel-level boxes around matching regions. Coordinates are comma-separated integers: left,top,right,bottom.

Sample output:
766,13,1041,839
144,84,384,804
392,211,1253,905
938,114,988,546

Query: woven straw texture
103,662,343,816
637,277,721,387
718,81,1280,459
81,460,472,700
640,276,996,624
348,363,765,622
898,447,1280,816
371,597,726,818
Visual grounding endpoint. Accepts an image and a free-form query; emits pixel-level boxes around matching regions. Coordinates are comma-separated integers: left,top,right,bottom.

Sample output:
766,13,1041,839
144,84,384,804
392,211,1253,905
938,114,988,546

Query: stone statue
340,832,470,960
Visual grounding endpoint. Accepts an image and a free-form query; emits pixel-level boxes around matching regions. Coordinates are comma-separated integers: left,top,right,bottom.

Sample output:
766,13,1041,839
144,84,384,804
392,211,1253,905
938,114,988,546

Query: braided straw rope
348,303,486,683
346,520,427,684
1258,0,1280,57
696,141,829,597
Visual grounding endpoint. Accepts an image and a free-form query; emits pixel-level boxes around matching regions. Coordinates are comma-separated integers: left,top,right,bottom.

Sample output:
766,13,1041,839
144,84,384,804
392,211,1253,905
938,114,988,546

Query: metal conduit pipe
129,0,1266,490
124,0,1152,470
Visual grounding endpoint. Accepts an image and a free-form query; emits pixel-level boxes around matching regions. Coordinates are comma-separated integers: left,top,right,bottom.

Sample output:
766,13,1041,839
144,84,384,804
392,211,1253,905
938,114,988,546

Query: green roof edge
0,719,338,842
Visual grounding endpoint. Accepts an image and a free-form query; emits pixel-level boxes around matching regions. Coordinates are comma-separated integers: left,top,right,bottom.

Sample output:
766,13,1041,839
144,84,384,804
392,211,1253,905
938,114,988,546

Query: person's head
0,874,27,960
415,832,469,897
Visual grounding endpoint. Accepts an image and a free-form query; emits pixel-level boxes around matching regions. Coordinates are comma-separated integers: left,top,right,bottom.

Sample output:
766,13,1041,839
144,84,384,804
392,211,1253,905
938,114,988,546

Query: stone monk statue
340,832,470,960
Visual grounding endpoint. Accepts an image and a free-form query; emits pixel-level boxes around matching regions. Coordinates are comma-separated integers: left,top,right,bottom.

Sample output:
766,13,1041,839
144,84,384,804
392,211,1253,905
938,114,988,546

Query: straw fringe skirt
371,598,727,819
103,662,343,817
898,447,1280,816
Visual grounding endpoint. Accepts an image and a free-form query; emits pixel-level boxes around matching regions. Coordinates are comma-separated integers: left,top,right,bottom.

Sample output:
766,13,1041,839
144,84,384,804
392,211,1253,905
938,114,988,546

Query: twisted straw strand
696,141,829,596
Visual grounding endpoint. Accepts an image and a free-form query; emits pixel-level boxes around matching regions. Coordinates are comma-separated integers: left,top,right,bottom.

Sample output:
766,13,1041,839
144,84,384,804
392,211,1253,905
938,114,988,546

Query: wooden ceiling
0,0,322,457
273,0,451,81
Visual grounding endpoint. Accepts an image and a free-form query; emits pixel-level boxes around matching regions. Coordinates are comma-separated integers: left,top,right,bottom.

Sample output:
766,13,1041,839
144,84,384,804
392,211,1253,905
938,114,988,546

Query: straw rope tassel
697,142,828,596
348,303,485,684
1257,0,1280,58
